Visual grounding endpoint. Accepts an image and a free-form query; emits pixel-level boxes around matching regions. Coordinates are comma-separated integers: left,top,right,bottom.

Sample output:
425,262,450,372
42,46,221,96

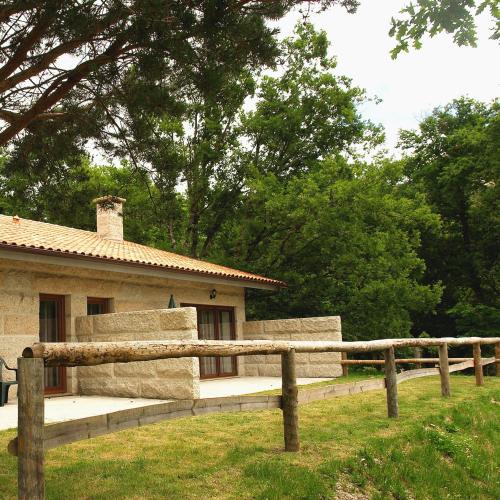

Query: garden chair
0,356,18,407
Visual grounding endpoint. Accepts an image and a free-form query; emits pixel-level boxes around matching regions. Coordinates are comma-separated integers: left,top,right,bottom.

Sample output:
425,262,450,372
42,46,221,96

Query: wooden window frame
39,294,67,395
87,297,110,315
181,303,238,379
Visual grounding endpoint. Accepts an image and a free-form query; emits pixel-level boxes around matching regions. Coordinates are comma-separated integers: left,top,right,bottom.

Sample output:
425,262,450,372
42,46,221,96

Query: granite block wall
242,316,342,378
75,308,200,399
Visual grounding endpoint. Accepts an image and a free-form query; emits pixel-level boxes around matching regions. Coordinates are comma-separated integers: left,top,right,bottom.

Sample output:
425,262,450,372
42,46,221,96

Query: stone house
0,196,342,400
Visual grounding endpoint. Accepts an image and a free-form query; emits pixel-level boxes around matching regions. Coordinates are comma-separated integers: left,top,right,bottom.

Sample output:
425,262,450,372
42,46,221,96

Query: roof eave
0,243,287,290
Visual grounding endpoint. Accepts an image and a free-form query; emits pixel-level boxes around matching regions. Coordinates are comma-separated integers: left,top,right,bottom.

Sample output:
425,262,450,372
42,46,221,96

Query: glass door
190,305,237,379
198,309,218,378
218,310,237,376
39,294,66,394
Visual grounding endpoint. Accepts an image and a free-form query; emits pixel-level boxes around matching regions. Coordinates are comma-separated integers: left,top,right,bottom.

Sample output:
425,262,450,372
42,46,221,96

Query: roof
0,214,285,288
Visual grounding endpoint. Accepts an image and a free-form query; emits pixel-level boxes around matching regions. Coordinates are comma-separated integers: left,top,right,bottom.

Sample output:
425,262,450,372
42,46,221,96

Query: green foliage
0,158,170,248
0,24,445,341
215,157,442,340
390,0,500,58
400,97,499,337
2,20,496,344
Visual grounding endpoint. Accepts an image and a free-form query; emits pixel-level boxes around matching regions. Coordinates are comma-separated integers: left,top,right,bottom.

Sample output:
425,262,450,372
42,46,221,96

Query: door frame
39,293,67,395
181,303,238,379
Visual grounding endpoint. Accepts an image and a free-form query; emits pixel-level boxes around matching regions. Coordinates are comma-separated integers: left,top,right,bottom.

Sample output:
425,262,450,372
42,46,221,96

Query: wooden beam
340,358,473,365
473,343,484,386
384,347,398,418
17,357,45,500
281,349,299,452
438,343,451,397
22,336,500,367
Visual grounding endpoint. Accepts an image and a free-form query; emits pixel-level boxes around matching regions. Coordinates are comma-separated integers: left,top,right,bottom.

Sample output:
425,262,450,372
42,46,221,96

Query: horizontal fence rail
10,336,500,499
22,336,500,366
341,357,476,365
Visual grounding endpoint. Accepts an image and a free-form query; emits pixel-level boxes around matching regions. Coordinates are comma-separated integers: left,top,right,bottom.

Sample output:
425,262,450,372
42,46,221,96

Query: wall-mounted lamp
209,289,217,300
168,294,177,308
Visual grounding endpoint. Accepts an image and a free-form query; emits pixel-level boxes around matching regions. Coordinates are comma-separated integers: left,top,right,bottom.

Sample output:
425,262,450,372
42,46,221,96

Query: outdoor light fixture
209,289,217,300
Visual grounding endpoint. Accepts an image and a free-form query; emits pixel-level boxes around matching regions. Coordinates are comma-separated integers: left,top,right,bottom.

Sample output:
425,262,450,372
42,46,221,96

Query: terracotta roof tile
0,214,285,288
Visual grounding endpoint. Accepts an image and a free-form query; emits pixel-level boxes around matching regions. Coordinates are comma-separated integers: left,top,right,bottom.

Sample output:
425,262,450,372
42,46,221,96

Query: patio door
39,294,66,394
186,305,237,379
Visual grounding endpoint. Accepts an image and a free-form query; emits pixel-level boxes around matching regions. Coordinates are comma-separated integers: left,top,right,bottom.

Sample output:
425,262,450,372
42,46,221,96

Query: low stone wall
242,316,342,378
75,307,200,399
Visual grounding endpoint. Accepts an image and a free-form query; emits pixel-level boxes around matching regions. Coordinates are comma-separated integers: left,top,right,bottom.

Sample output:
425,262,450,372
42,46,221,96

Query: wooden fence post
281,349,299,452
438,343,451,397
414,346,422,370
17,357,45,500
473,343,484,386
495,343,499,377
384,346,398,418
341,352,349,377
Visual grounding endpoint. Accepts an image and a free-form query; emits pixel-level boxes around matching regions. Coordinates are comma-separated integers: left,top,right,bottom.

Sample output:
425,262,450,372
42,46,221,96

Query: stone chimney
93,195,126,241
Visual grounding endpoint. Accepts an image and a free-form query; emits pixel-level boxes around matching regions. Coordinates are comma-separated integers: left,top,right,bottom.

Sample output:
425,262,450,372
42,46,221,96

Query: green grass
251,369,383,395
0,375,498,499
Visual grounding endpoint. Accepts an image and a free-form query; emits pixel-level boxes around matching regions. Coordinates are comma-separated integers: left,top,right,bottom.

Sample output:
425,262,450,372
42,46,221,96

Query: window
39,294,66,394
182,304,237,379
87,297,110,316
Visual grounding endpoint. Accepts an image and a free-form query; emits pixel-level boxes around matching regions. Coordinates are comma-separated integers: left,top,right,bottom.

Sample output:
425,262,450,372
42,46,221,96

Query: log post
281,349,299,452
473,343,484,386
17,357,45,500
414,346,423,370
495,343,499,377
438,343,451,397
384,346,398,418
341,351,349,377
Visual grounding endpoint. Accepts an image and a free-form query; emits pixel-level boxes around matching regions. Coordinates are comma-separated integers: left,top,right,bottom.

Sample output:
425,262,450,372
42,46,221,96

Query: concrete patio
0,376,332,430
199,375,332,398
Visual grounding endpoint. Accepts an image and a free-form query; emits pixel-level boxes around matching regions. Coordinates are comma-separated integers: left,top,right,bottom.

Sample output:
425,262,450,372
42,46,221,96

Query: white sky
275,2,500,155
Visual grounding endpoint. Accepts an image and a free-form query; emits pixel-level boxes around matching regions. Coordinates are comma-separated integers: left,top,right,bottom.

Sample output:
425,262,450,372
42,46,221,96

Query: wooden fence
9,336,500,499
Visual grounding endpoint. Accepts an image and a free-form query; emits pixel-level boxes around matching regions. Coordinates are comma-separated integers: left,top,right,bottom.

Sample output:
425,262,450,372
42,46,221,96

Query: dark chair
0,356,18,407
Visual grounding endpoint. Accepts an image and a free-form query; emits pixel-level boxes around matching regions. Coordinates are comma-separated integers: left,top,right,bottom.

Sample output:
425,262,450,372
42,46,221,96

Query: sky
275,2,500,155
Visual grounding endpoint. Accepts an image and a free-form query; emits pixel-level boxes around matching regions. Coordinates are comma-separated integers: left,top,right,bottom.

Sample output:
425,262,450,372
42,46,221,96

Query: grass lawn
0,375,498,499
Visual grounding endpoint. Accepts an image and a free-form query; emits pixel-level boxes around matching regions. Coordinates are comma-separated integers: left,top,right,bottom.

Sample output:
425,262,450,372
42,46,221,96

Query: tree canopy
0,24,446,341
0,0,497,147
400,97,499,338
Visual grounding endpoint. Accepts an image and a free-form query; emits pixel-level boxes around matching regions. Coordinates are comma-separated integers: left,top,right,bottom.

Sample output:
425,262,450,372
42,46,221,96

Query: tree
0,157,168,246
0,0,349,146
400,97,499,337
213,157,442,340
390,0,500,58
70,22,377,259
242,23,382,181
0,0,497,147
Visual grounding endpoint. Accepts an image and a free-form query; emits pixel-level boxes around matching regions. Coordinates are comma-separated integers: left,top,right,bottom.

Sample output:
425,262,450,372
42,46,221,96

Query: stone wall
0,256,246,398
75,308,199,399
242,316,342,378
